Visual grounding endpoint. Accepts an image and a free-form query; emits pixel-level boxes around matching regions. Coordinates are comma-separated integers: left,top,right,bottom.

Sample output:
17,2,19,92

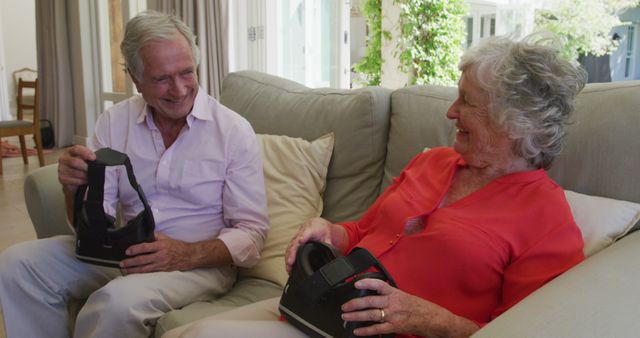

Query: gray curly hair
459,33,587,169
120,10,200,81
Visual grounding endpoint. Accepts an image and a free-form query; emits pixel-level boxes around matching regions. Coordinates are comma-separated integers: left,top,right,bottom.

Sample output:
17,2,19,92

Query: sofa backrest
383,80,640,205
220,71,639,225
548,80,640,204
382,85,457,190
220,71,392,222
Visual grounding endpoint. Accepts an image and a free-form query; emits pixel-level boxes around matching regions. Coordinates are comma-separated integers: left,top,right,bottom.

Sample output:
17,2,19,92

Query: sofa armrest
24,164,73,238
471,230,640,338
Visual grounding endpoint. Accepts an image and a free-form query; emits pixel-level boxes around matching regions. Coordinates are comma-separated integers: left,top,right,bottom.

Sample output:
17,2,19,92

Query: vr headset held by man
73,148,155,267
280,241,396,338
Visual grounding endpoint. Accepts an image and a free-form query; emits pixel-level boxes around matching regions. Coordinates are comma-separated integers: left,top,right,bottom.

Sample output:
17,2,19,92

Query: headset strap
297,247,396,306
83,160,108,225
74,148,151,230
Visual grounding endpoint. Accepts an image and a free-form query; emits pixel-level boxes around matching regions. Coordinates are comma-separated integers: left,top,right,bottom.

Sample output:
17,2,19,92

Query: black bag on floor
39,119,54,149
73,148,155,267
279,241,396,338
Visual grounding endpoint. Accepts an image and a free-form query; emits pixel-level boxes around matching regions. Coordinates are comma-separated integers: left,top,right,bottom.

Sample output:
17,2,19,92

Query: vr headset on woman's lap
73,148,155,267
280,241,395,338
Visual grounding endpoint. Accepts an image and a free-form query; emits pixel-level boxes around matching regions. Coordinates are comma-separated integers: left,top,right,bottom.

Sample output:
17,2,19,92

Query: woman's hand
284,217,348,273
341,278,479,338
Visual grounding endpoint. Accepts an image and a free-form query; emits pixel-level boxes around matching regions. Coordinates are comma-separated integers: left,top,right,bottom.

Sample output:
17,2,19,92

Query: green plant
394,0,467,86
352,0,387,86
535,0,639,61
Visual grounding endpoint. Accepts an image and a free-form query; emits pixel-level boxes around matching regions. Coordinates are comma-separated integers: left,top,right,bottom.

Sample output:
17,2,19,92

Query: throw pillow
565,190,640,257
239,133,335,287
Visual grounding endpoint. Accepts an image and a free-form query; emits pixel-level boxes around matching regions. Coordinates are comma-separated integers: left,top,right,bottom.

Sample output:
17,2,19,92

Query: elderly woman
163,34,587,338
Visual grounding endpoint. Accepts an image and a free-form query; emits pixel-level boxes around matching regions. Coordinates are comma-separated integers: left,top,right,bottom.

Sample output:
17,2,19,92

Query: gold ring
379,308,386,322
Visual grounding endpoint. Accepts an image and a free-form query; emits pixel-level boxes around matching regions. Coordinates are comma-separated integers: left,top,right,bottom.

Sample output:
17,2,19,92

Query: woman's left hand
340,278,479,337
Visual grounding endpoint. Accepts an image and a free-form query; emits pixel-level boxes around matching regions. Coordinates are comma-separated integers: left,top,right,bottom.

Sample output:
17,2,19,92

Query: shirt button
153,208,159,213
395,234,400,238
388,240,393,245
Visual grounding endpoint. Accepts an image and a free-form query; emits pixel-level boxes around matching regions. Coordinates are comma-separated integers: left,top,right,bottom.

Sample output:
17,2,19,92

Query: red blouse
341,147,584,330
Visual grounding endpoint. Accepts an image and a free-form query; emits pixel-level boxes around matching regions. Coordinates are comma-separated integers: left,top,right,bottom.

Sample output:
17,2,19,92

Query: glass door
95,0,146,111
230,0,349,89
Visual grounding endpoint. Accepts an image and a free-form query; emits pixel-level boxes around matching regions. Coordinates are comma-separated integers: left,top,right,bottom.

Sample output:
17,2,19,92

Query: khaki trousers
0,235,235,338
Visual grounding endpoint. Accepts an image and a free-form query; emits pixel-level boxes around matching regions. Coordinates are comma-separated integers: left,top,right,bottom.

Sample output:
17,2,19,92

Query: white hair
120,10,200,81
459,33,587,169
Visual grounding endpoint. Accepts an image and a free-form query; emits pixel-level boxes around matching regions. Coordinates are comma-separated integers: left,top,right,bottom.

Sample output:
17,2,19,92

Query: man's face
131,34,198,121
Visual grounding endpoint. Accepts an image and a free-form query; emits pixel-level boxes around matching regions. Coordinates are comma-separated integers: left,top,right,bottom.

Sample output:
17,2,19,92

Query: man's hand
120,233,234,274
59,145,96,225
58,145,96,195
119,233,194,273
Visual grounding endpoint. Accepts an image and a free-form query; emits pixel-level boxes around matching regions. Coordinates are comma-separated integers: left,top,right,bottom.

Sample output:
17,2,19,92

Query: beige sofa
23,71,640,337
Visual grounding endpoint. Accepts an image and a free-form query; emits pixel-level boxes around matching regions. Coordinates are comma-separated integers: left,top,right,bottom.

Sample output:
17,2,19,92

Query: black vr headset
73,148,155,267
279,241,396,338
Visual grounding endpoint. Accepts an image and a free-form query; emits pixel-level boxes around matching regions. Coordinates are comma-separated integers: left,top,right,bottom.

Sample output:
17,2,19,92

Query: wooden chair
12,67,37,91
0,78,44,175
11,68,37,117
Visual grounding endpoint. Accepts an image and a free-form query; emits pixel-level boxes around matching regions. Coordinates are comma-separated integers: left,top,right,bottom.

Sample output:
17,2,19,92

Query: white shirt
89,88,269,268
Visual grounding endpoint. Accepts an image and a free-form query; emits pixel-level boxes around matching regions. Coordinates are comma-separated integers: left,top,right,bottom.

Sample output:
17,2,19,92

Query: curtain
148,0,196,28
148,0,229,99
203,1,228,99
35,1,75,147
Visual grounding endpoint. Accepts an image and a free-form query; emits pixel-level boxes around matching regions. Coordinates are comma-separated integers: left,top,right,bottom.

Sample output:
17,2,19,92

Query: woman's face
446,72,514,168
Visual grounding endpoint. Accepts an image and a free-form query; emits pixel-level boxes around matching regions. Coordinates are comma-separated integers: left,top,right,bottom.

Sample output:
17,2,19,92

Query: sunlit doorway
229,0,350,89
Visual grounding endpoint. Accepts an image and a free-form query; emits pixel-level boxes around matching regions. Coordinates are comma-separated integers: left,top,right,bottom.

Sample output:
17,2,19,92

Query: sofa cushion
239,133,334,287
220,71,391,222
565,190,640,257
383,85,456,190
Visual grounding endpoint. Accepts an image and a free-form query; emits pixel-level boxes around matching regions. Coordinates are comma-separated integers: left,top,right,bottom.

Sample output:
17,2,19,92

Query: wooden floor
0,137,66,338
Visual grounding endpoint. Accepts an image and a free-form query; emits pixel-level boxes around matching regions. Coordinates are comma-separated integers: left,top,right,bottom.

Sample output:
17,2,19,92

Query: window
96,0,146,108
71,0,146,141
490,17,496,36
625,26,635,78
229,0,349,88
481,14,496,38
100,0,126,94
466,17,473,48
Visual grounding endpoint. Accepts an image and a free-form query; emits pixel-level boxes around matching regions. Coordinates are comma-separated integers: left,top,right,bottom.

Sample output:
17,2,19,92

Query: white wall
0,0,36,117
380,0,409,89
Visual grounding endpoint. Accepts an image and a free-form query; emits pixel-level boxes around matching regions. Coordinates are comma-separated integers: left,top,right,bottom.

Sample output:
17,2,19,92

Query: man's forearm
186,238,235,269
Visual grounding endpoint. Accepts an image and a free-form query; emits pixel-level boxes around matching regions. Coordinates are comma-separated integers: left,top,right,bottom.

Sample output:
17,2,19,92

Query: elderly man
0,10,268,338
